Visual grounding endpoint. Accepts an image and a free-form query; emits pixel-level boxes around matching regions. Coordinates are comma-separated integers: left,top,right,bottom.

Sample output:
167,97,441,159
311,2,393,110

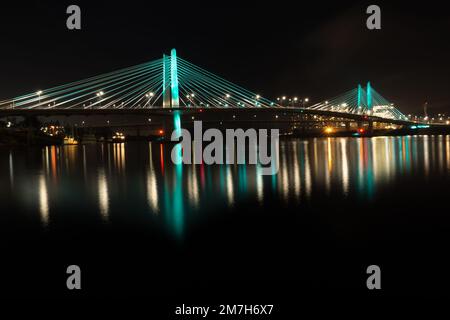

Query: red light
358,128,365,133
158,129,164,135
199,109,203,112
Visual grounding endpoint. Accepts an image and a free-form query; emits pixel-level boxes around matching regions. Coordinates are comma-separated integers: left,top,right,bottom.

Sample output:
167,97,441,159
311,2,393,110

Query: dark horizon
1,1,449,114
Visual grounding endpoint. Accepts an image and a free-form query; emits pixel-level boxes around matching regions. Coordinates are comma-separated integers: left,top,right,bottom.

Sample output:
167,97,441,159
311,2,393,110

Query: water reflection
38,174,49,226
9,151,14,188
98,168,109,221
2,136,450,236
304,142,312,198
113,143,126,173
168,153,184,237
226,165,234,206
187,164,199,208
146,144,159,213
340,139,349,195
447,136,450,169
256,163,264,204
424,136,430,177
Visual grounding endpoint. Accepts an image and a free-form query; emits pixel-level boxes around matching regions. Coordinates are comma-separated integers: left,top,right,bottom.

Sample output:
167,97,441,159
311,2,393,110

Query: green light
172,110,183,161
357,84,362,108
173,110,183,237
173,110,182,133
163,54,171,108
170,48,180,107
367,81,372,110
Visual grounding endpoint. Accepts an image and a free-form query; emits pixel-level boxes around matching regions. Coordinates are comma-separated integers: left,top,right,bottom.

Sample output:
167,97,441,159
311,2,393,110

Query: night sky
1,1,449,114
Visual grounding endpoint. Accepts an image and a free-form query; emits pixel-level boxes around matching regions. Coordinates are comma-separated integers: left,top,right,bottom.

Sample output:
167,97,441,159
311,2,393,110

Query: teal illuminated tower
162,48,180,108
366,81,372,110
162,54,171,108
170,49,180,108
357,84,362,108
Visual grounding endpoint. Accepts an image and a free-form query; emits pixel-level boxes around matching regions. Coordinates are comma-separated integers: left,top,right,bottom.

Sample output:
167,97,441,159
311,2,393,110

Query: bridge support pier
160,111,182,141
24,115,40,145
368,120,374,134
345,122,350,130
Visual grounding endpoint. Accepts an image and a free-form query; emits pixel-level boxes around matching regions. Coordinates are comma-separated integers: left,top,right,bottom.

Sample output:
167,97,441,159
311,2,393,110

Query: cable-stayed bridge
0,48,413,131
0,49,277,111
308,83,408,121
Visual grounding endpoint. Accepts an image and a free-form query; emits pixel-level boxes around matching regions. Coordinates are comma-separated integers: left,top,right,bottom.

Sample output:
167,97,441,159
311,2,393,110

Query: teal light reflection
172,111,183,236
162,111,185,238
238,165,247,194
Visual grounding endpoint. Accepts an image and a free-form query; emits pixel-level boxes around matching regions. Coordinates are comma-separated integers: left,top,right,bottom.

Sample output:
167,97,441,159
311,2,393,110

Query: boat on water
112,132,126,142
63,136,79,145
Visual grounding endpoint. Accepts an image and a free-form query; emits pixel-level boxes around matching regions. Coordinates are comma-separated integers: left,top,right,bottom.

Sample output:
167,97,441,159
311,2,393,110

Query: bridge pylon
170,49,180,108
367,81,372,111
357,84,362,109
307,82,408,121
163,54,171,108
162,48,180,108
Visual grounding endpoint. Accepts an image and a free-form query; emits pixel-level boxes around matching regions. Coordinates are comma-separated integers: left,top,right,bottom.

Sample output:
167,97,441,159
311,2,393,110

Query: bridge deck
0,107,414,126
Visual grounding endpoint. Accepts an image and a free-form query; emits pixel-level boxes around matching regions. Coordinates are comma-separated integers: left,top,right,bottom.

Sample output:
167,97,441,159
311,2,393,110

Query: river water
1,136,450,301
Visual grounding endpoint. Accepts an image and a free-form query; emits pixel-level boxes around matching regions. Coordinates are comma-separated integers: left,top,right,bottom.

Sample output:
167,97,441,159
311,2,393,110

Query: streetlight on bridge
36,90,43,107
255,94,261,107
225,93,231,106
145,92,155,108
277,96,286,106
302,97,309,108
96,91,105,108
186,93,195,106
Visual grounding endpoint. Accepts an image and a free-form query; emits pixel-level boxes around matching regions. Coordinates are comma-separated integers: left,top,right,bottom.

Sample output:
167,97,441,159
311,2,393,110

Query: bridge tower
170,49,180,108
366,81,372,110
162,54,171,108
357,84,362,108
162,49,180,108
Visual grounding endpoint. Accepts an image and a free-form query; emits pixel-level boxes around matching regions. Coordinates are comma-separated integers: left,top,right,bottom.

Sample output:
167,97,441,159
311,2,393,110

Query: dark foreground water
1,136,450,306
